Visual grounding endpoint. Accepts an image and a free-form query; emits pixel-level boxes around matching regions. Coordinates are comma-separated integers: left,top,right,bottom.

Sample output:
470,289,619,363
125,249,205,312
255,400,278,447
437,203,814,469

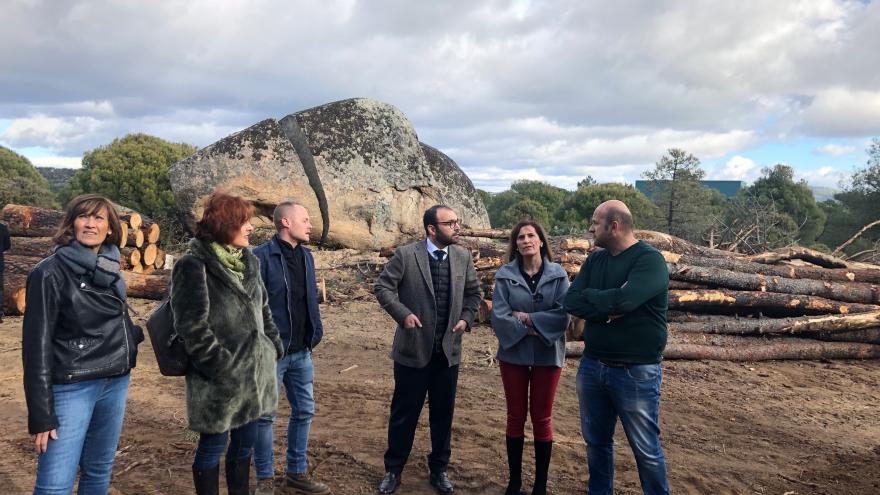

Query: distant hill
36,167,77,192
810,186,840,203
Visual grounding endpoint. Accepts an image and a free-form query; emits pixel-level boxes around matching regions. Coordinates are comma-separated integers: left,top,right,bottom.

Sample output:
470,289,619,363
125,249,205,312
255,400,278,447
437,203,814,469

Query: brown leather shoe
256,477,275,495
286,472,331,494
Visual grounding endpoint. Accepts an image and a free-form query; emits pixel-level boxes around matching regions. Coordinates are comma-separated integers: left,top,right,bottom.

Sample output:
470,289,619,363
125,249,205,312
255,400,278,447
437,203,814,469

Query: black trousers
384,352,459,475
0,258,4,318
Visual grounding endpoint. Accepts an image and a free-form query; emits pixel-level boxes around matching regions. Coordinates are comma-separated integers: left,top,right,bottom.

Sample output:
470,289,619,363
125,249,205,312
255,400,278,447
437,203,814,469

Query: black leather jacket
22,255,143,434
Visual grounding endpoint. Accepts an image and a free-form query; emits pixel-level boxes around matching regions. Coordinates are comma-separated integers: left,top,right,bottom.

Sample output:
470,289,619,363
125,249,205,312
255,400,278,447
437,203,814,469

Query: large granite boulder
169,98,490,250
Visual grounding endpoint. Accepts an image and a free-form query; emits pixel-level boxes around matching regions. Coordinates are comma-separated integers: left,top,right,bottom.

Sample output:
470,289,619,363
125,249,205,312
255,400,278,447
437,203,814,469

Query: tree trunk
668,311,880,335
667,289,880,315
668,280,712,290
668,263,880,304
475,256,503,271
120,270,169,300
118,221,128,248
1,204,64,237
564,340,880,360
478,271,496,299
661,250,880,284
120,248,142,271
8,236,55,257
634,230,736,258
746,246,848,269
664,341,880,360
4,255,44,276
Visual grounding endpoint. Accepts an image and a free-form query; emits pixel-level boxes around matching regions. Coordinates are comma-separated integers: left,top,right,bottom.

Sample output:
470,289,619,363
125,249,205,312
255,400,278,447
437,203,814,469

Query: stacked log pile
2,204,170,315
457,228,880,361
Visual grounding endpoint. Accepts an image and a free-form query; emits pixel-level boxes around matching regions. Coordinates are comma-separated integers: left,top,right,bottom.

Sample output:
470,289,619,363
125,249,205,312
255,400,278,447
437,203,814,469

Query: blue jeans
254,350,315,478
33,373,131,495
193,420,258,470
576,357,669,495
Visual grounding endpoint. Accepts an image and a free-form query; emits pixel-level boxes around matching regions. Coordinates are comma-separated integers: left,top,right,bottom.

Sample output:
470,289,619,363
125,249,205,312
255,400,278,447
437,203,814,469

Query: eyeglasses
436,220,461,228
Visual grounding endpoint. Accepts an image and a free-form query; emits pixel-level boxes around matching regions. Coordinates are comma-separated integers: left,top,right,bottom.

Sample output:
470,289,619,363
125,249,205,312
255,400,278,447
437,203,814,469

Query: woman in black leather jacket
22,193,143,494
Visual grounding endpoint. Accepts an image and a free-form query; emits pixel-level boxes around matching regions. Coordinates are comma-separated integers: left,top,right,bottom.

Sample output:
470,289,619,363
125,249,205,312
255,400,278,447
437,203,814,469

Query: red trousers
499,362,562,441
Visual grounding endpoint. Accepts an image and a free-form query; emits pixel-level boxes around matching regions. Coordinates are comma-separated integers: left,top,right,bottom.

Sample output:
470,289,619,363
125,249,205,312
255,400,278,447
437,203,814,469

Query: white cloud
801,88,880,136
713,155,761,182
815,143,856,156
26,155,82,168
0,115,105,151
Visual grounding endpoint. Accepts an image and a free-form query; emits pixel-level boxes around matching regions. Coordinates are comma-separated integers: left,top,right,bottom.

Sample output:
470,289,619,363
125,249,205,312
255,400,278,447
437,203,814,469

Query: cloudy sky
2,0,879,192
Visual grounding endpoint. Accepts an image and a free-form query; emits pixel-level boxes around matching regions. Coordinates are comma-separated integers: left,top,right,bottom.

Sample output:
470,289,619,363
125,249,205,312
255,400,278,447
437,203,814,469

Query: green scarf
210,242,245,281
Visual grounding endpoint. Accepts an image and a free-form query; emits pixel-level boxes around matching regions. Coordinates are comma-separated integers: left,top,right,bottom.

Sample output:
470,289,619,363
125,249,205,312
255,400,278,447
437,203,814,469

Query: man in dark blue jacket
253,202,328,495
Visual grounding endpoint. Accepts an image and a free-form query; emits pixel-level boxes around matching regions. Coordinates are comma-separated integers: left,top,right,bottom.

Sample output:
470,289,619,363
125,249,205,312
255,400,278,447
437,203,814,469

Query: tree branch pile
456,227,880,361
2,204,171,315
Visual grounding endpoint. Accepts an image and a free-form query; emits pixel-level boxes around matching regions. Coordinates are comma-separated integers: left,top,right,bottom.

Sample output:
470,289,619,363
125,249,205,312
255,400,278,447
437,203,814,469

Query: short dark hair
423,204,452,234
194,191,254,244
507,219,553,263
53,194,122,247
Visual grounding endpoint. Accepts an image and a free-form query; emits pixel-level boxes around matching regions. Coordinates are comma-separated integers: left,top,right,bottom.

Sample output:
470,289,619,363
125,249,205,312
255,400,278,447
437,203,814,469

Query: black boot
192,464,220,495
225,456,251,495
505,436,524,495
532,440,552,495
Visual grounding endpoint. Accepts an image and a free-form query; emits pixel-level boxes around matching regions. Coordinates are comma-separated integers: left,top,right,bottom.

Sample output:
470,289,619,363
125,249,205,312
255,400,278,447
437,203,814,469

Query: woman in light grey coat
490,220,570,495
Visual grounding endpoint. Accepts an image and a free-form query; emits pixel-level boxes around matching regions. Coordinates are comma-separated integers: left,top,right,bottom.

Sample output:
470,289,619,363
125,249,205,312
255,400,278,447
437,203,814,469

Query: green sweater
563,240,668,364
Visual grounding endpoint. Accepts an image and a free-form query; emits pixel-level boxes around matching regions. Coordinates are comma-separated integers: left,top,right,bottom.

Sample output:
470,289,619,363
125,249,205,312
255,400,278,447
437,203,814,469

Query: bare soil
1,256,878,494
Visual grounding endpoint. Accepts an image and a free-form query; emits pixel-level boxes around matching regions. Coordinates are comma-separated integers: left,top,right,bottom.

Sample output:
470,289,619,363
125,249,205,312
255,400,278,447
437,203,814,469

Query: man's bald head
595,200,634,232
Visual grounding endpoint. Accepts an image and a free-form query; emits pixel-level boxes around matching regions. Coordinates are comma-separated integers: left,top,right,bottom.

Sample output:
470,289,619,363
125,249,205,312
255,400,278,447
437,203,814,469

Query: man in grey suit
374,205,482,494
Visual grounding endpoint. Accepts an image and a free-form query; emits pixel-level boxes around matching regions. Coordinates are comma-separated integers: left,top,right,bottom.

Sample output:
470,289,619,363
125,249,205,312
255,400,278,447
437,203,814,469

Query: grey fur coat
171,239,283,434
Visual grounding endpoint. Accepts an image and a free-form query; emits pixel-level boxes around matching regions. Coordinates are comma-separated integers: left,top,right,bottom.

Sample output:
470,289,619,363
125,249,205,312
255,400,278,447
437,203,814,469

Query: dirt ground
1,257,879,494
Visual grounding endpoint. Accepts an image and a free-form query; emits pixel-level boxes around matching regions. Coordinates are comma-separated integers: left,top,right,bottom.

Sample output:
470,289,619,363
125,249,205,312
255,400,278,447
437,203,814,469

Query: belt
598,359,631,368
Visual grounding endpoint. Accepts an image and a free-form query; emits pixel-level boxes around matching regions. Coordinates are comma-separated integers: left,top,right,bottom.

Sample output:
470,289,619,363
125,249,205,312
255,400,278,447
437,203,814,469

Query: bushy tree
60,134,197,242
740,164,826,244
562,182,662,231
501,198,551,228
0,146,57,208
641,148,721,242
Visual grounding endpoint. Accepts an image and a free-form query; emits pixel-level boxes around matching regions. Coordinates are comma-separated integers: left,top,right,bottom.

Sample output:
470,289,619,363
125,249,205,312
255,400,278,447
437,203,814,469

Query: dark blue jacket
253,235,323,352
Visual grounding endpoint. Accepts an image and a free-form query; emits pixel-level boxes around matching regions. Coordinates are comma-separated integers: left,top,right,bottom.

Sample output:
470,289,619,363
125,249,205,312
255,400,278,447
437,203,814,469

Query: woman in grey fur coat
490,220,570,495
171,192,283,495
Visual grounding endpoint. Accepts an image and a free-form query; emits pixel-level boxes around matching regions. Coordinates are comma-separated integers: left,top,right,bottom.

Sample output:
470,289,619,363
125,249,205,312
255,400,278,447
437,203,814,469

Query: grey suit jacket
375,240,482,368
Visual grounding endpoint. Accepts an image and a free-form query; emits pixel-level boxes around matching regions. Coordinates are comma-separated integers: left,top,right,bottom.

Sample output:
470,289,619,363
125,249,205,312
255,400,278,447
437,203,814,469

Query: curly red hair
194,191,253,245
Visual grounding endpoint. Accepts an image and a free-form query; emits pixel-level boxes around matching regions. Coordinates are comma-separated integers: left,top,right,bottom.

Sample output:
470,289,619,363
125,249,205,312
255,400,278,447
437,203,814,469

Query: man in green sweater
563,200,670,495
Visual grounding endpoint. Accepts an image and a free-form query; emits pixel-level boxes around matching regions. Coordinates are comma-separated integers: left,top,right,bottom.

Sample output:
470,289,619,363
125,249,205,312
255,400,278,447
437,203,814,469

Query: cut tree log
141,220,160,244
126,228,144,248
118,221,128,248
475,257,503,271
746,246,848,269
566,317,585,341
478,299,493,324
458,228,510,239
807,328,880,345
120,248,142,271
667,311,880,335
664,340,880,360
668,280,712,290
1,204,64,237
634,230,737,258
141,243,158,267
560,239,593,251
564,339,880,360
153,248,166,269
120,270,169,300
668,263,880,304
661,250,880,284
2,273,27,316
8,236,55,257
667,289,880,315
119,212,142,231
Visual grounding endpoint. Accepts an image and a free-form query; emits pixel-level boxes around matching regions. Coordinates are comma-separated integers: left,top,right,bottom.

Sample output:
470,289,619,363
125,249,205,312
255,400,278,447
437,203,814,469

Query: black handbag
146,288,190,376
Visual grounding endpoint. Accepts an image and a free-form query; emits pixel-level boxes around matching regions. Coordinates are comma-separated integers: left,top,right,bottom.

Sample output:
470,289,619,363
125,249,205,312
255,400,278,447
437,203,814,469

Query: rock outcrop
170,98,490,250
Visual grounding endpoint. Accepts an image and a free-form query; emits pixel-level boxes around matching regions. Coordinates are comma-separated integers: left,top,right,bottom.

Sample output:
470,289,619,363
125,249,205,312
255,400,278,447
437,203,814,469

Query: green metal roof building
635,180,743,199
